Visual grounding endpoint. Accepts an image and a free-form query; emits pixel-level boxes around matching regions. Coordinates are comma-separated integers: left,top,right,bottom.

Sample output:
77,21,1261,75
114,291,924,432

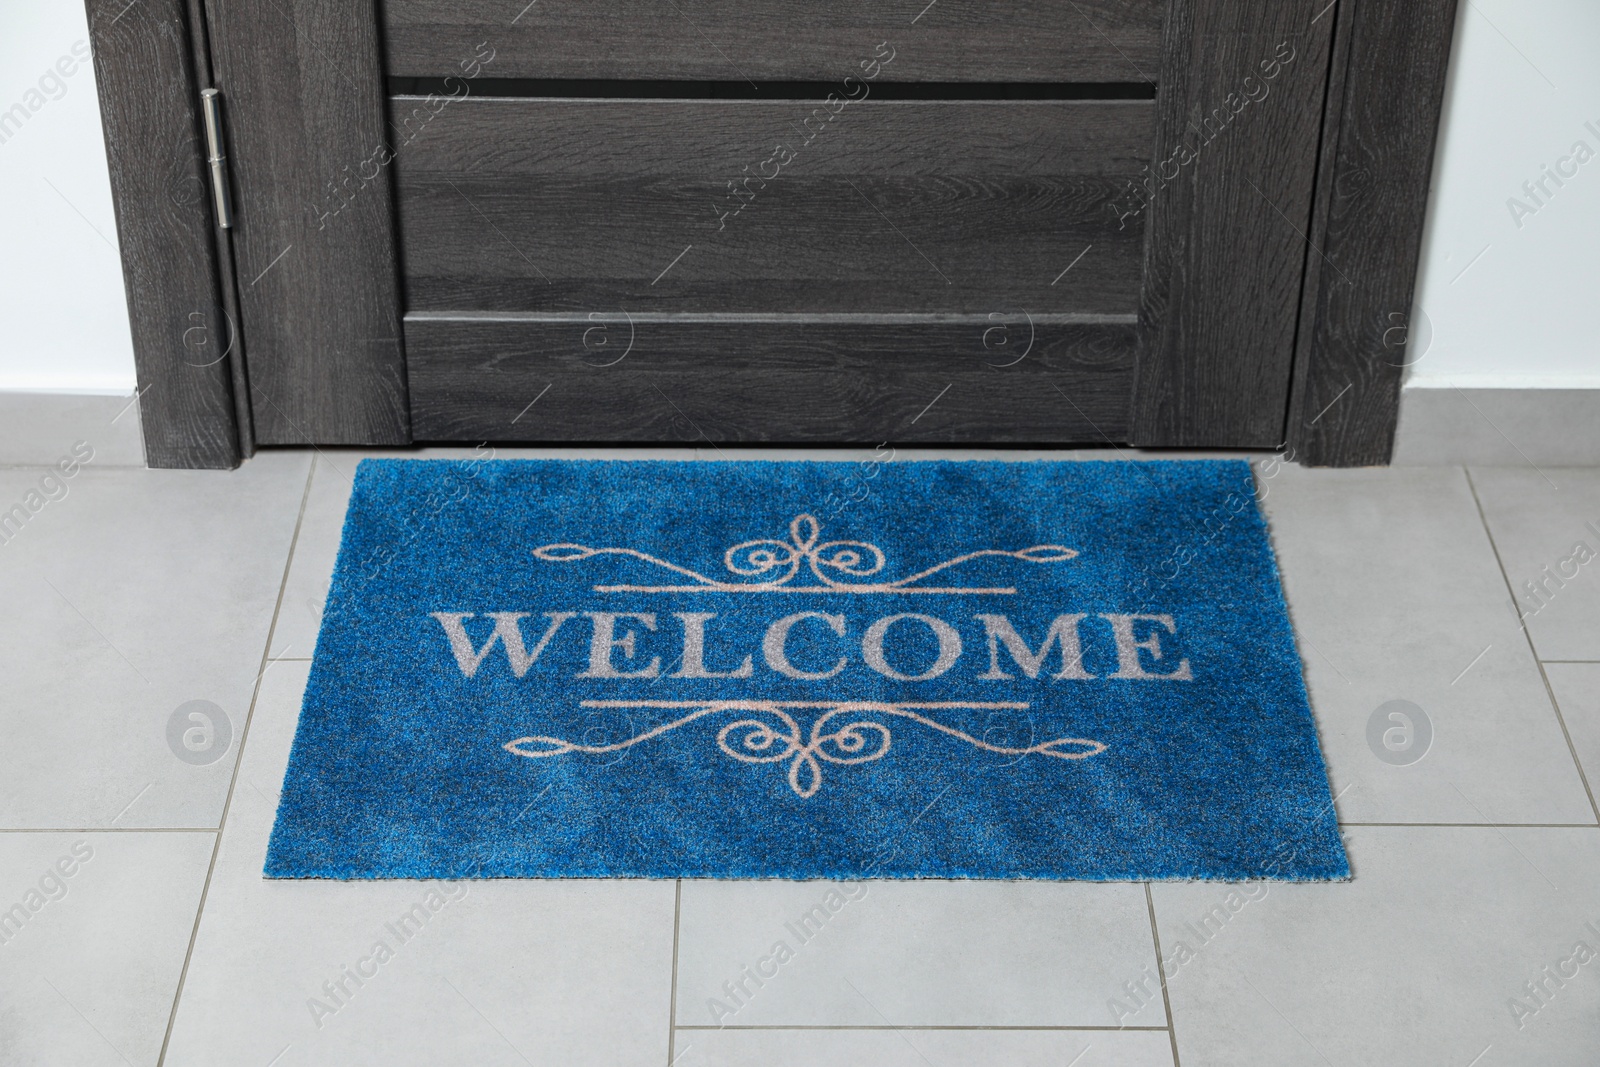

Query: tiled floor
2,448,1597,1066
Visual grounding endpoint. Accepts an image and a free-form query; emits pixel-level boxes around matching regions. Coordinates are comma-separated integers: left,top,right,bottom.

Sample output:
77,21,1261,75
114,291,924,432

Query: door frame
85,0,1459,469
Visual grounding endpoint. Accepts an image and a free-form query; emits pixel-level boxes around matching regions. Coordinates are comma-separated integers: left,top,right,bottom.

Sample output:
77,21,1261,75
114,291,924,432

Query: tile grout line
1144,883,1182,1066
0,828,218,834
1463,467,1600,826
666,878,682,1066
1338,822,1600,828
673,1024,1175,1032
154,454,319,1067
1528,647,1600,822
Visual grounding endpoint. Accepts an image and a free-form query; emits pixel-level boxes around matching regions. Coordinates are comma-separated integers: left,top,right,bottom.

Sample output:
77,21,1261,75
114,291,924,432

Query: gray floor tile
1469,467,1600,662
269,454,358,660
20,449,1593,1065
163,660,677,1067
675,1028,1175,1067
674,878,1159,1028
1547,664,1600,803
1262,466,1595,824
0,453,312,829
1152,826,1600,1067
0,830,214,1066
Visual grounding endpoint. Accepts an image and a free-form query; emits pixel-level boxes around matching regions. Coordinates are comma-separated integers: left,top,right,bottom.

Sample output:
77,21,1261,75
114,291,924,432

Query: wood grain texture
1130,0,1337,448
182,0,254,458
405,314,1134,443
382,0,1164,83
1287,0,1461,466
205,0,410,445
85,0,239,468
394,98,1151,314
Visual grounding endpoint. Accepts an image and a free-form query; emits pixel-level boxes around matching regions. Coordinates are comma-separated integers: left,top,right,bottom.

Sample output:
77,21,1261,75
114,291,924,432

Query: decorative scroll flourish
533,513,1076,594
504,700,1106,798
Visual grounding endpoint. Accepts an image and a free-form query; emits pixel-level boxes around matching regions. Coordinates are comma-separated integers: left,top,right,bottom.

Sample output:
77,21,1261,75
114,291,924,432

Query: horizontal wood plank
405,314,1134,443
394,98,1151,314
382,0,1164,83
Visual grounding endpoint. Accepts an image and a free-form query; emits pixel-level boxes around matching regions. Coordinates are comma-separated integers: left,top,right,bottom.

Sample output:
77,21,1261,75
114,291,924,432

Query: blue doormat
266,458,1348,882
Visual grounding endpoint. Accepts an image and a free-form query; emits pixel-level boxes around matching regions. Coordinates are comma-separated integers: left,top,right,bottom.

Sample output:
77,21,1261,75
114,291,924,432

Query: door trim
1286,0,1461,466
85,0,242,468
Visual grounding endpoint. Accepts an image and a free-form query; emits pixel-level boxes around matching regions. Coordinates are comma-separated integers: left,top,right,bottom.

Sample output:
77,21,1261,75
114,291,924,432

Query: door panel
382,0,1165,82
406,316,1134,442
206,0,1352,451
394,98,1150,315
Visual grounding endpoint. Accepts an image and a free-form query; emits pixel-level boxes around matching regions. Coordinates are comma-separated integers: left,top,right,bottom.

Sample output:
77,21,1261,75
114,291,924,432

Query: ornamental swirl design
505,700,1106,798
534,513,1076,594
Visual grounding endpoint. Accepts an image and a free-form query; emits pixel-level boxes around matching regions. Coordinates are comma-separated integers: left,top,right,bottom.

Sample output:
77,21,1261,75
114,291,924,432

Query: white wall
1408,0,1600,388
0,0,136,394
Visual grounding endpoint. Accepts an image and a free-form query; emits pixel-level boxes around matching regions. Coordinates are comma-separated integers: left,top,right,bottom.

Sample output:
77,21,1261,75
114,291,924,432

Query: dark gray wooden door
205,0,1341,448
